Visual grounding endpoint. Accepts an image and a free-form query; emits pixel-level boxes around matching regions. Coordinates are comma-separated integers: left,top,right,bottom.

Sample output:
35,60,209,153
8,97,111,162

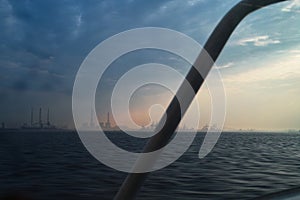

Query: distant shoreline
0,129,298,134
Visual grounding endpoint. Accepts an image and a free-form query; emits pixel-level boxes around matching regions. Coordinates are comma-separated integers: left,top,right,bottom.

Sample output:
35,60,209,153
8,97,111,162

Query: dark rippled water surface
1,131,300,199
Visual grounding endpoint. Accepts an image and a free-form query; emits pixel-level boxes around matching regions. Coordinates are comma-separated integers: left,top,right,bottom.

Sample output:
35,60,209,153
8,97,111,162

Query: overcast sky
0,0,299,130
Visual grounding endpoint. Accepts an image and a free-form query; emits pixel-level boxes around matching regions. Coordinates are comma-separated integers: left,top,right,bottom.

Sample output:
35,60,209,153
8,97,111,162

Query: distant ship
0,122,18,132
288,129,300,133
199,124,220,132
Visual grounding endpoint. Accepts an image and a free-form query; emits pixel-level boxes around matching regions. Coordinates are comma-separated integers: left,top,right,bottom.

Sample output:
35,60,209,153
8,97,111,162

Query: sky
0,0,299,131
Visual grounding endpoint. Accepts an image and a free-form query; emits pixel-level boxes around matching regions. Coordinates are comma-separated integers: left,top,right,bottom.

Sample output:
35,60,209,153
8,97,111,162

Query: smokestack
106,112,111,129
31,107,34,126
1,122,4,129
39,107,42,128
47,108,50,126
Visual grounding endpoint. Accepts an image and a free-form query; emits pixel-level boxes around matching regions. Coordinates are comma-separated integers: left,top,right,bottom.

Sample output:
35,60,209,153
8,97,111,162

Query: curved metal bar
114,0,288,199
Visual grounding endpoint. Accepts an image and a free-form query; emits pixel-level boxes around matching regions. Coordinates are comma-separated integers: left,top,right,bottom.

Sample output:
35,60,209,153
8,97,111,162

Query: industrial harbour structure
81,111,121,131
21,108,57,130
98,112,114,130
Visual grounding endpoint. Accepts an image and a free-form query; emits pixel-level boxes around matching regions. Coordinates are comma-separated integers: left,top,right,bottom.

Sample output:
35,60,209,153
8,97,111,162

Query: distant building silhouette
89,108,95,128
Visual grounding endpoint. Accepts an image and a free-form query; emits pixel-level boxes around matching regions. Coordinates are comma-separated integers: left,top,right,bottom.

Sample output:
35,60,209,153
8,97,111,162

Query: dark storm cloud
0,1,77,93
1,0,186,94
